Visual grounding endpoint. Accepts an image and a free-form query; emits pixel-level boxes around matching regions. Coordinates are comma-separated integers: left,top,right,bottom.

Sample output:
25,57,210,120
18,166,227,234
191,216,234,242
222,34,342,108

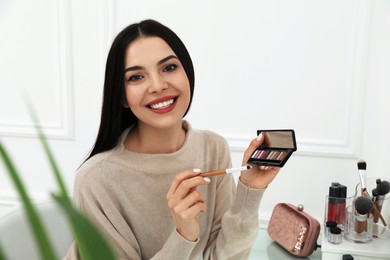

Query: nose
148,74,168,93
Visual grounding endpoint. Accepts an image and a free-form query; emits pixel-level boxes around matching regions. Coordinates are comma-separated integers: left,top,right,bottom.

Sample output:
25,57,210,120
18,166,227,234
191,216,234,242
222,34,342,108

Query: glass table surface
249,228,322,260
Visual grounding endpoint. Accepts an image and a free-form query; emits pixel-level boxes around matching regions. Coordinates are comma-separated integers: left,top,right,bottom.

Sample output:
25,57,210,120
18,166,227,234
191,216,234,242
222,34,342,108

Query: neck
124,121,186,154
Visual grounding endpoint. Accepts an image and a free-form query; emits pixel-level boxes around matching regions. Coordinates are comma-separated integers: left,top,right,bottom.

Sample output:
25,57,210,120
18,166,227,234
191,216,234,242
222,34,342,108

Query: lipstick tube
327,183,347,226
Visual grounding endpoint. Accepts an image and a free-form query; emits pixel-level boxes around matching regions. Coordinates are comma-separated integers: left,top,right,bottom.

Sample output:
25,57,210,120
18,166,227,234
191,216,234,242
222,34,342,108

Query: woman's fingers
174,176,208,199
167,169,209,202
178,202,207,220
174,200,206,242
240,132,281,189
242,135,264,164
171,190,206,216
167,169,209,218
166,169,210,241
166,169,201,200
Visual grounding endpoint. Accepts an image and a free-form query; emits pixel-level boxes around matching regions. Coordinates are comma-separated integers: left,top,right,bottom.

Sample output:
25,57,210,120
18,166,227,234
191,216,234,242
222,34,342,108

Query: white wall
1,0,389,226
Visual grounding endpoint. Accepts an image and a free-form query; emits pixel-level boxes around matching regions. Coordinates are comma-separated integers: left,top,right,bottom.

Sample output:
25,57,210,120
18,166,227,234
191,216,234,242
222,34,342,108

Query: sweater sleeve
63,165,141,259
201,134,265,259
203,178,265,260
63,162,199,260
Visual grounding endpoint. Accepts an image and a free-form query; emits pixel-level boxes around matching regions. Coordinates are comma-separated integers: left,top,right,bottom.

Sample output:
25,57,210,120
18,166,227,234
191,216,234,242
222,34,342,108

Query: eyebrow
124,55,178,73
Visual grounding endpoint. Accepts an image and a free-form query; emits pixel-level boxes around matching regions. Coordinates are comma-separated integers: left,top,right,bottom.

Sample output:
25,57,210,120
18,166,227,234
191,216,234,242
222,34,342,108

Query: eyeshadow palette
247,129,297,167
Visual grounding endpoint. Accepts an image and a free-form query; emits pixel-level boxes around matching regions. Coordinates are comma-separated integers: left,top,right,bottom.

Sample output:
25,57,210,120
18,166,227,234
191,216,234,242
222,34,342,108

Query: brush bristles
357,160,366,170
377,181,390,195
355,196,373,214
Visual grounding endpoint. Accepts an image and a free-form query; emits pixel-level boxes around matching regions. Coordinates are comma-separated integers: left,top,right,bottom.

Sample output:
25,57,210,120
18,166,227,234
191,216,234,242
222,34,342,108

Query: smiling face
124,36,191,130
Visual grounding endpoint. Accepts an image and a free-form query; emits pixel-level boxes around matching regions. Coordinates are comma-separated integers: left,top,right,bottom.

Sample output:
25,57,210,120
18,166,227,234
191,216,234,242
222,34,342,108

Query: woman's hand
240,133,280,189
166,169,210,242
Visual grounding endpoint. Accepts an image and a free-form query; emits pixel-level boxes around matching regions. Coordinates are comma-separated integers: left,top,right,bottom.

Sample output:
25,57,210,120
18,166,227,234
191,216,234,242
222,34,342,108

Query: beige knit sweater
64,121,265,259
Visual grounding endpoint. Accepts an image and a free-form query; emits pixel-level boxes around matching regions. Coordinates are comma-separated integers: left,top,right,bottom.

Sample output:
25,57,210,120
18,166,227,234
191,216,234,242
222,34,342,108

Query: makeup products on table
370,179,390,238
355,160,388,227
326,160,390,243
327,226,343,245
354,196,374,234
342,254,354,260
200,165,251,177
372,179,390,224
247,129,297,167
357,160,367,196
344,203,374,243
325,221,337,237
327,182,347,227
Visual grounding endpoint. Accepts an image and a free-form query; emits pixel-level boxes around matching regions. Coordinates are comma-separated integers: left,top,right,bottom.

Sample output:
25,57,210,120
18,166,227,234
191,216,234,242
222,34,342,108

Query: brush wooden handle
372,202,387,226
200,170,226,177
355,219,367,234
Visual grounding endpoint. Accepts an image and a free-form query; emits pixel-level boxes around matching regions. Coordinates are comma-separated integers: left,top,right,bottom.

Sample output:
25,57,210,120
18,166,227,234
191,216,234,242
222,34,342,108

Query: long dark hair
85,19,195,162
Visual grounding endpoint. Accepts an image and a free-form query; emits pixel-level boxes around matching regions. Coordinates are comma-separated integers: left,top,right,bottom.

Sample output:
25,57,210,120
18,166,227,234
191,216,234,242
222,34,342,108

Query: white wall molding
227,0,372,159
0,0,387,234
0,191,50,203
0,191,53,218
103,0,116,50
0,191,49,212
0,0,74,140
109,0,372,159
343,0,373,158
227,135,358,158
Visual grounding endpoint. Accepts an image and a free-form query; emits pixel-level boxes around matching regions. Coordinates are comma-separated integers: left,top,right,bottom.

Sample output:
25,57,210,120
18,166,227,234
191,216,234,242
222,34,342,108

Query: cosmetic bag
267,203,320,257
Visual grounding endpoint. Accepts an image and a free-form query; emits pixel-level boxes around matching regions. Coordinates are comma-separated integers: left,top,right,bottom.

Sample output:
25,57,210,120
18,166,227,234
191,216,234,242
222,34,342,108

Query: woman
65,19,279,259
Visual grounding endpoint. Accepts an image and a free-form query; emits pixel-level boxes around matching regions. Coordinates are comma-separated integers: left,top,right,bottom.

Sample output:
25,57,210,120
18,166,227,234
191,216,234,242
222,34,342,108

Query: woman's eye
127,74,143,82
163,64,178,72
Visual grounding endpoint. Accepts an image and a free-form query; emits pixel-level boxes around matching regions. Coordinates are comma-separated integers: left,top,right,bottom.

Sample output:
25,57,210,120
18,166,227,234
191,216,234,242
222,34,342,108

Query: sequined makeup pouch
267,203,320,257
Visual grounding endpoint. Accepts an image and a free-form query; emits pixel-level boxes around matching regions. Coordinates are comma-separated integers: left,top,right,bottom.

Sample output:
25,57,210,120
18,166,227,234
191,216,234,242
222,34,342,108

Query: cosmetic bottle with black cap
326,182,347,227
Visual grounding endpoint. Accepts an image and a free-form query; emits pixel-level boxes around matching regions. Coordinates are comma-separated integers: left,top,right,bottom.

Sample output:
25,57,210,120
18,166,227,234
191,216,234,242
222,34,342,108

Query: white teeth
150,99,174,109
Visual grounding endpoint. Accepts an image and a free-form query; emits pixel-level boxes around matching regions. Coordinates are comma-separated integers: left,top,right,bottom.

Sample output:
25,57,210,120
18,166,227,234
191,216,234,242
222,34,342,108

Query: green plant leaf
27,103,71,206
52,195,117,260
0,141,58,260
0,244,7,260
0,96,117,259
27,103,117,259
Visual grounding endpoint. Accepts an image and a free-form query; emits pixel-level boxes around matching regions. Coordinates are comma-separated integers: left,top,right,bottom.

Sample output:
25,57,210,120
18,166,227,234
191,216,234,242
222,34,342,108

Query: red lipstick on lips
147,95,178,114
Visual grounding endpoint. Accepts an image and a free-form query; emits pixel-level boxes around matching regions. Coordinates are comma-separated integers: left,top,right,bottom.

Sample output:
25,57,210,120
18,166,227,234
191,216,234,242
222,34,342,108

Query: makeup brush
372,188,378,200
357,160,367,196
200,165,252,177
354,196,374,233
373,179,390,224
